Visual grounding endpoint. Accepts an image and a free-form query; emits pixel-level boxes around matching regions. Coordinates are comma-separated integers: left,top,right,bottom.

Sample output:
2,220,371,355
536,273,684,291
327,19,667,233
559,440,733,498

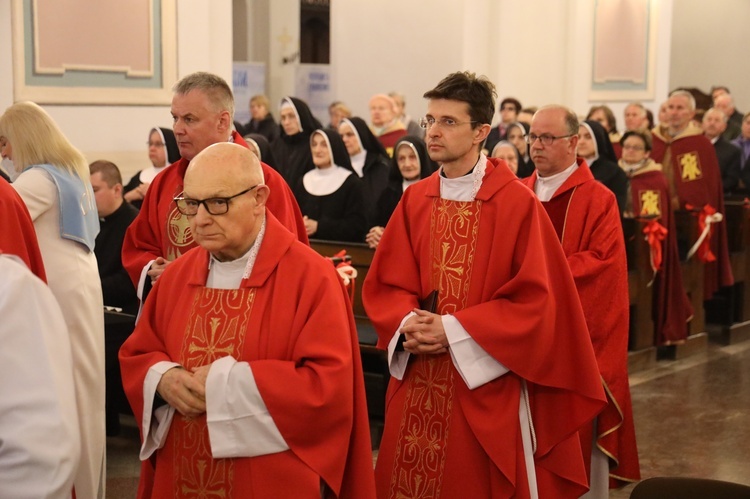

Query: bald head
183,142,269,261
186,142,264,188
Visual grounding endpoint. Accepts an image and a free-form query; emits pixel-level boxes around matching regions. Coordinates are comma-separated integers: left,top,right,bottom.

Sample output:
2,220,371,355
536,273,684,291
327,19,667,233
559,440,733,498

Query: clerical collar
350,150,367,177
206,217,266,289
534,161,578,202
439,154,487,202
708,135,719,145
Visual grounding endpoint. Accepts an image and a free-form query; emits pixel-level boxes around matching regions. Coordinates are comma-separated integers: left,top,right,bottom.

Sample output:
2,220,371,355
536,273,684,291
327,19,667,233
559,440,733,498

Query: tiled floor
106,340,750,498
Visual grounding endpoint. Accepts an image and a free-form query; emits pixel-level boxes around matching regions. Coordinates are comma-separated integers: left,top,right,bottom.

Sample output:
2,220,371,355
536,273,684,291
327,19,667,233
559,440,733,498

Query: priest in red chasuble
0,177,46,281
651,90,733,299
363,72,606,499
522,106,640,495
119,143,375,499
619,130,693,346
122,72,307,303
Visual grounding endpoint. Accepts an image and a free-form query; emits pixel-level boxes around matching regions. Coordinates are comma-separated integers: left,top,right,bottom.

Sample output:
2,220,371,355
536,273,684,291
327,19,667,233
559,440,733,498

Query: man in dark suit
702,107,742,193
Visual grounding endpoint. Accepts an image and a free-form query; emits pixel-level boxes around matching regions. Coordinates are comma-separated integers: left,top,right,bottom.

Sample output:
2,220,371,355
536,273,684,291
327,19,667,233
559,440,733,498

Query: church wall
670,0,750,112
0,0,233,182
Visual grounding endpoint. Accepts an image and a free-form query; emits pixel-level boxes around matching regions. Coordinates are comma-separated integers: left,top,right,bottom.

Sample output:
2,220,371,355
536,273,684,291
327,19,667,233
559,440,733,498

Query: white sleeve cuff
387,312,416,379
136,260,155,301
206,356,289,458
139,361,180,460
444,314,509,389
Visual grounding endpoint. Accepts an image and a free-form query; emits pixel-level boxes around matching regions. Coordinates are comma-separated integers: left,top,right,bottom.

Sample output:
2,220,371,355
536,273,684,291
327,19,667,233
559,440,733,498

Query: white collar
439,155,487,202
534,161,578,202
350,150,367,177
206,217,266,289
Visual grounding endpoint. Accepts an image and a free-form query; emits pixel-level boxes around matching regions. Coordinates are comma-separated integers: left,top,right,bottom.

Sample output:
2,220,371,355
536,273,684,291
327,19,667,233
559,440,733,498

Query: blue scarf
27,164,99,251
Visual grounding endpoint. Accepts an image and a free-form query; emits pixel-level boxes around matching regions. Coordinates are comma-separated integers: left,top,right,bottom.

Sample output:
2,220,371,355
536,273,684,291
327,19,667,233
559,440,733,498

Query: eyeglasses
501,105,517,111
173,185,259,216
525,133,575,146
622,144,645,151
419,116,478,130
147,141,165,148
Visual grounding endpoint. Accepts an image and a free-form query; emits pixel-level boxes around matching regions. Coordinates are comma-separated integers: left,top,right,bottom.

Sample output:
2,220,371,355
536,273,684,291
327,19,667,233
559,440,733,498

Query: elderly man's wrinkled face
624,105,646,131
702,111,727,140
492,144,519,174
667,95,694,133
370,98,394,128
183,144,267,262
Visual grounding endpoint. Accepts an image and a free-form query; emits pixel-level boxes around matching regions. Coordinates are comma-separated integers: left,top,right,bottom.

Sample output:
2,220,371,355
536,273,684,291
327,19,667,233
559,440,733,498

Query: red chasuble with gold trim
122,132,308,288
377,128,408,158
628,167,693,346
365,158,606,498
651,127,733,299
0,179,46,281
120,214,375,499
524,161,641,488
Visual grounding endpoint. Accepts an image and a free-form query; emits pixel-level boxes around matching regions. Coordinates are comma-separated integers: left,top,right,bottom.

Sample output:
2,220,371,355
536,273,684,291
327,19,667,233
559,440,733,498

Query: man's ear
218,110,232,133
254,184,270,211
474,123,491,145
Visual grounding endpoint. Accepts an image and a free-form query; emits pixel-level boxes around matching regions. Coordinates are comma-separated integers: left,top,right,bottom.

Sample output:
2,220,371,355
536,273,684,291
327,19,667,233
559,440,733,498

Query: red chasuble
119,214,374,498
122,132,308,287
523,161,641,488
0,179,46,281
651,125,733,299
364,158,607,498
625,162,693,346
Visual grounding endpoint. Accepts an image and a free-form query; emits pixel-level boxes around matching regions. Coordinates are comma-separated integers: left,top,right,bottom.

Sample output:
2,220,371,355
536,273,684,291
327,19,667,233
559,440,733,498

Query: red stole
168,287,256,495
386,198,481,499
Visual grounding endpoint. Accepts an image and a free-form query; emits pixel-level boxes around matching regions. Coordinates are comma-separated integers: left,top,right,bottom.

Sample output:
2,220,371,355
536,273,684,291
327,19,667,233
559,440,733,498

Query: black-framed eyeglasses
173,185,260,216
525,133,575,146
419,116,478,130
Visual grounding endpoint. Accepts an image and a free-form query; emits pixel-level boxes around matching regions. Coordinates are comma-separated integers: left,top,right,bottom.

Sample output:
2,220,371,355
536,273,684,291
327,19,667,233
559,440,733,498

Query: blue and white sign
295,64,332,126
232,62,267,125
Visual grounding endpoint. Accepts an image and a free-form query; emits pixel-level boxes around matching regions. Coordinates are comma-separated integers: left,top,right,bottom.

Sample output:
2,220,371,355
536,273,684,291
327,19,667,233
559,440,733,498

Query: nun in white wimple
292,129,368,242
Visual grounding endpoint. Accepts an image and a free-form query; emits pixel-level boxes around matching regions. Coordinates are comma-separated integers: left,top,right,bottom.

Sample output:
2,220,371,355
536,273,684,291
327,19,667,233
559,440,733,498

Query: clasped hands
401,308,449,355
156,365,210,418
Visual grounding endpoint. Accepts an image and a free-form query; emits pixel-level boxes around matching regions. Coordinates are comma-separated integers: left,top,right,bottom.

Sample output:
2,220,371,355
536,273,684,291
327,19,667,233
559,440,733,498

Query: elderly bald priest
119,143,375,498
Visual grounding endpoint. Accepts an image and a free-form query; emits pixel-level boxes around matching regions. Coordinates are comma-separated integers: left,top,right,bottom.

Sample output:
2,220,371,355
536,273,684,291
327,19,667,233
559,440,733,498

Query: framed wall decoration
589,0,658,101
11,0,177,105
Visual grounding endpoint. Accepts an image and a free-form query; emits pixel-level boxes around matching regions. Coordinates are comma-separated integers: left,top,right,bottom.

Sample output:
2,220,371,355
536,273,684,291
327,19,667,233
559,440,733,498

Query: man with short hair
369,93,407,156
120,142,375,498
714,93,743,140
522,105,641,496
90,160,139,315
651,90,734,300
701,108,742,193
122,72,307,301
485,96,522,153
364,72,606,497
624,102,649,132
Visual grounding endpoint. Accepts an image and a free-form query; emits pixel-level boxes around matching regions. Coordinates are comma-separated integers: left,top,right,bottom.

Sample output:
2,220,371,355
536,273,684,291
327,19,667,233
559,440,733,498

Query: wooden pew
309,240,386,446
622,218,657,370
704,199,750,344
671,210,708,358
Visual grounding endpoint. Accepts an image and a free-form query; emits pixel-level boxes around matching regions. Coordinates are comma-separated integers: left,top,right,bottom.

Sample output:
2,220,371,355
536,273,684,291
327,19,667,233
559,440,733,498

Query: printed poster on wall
295,64,332,126
232,62,266,126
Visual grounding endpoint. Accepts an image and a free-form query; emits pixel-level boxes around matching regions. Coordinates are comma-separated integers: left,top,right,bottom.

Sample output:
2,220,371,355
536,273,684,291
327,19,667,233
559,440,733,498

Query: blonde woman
0,102,106,498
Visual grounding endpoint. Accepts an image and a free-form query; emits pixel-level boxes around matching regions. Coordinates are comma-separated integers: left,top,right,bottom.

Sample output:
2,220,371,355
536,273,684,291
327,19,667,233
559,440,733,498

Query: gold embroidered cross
189,317,236,365
679,152,702,181
640,190,661,216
